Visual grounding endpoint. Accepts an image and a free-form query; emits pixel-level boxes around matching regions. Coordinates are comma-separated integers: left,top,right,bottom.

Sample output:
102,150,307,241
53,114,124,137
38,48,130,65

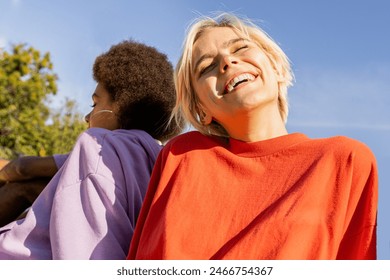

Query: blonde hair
172,13,294,137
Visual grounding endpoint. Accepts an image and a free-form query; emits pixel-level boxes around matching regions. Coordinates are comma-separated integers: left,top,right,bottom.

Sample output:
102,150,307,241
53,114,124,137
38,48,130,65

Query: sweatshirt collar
228,133,309,157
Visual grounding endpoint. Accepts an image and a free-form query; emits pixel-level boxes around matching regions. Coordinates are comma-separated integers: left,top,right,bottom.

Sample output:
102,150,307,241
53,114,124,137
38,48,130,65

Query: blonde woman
128,13,378,260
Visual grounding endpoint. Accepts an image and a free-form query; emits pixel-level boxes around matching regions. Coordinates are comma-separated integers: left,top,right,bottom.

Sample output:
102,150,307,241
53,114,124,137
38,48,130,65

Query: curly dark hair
93,40,182,142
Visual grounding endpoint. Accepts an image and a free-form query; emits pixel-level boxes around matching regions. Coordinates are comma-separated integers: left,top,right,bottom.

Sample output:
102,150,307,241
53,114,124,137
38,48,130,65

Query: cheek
195,87,213,108
196,77,219,97
246,49,272,69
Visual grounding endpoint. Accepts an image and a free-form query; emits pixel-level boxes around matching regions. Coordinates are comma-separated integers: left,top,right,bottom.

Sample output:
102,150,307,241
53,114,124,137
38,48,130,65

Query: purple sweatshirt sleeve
0,128,161,259
52,154,69,169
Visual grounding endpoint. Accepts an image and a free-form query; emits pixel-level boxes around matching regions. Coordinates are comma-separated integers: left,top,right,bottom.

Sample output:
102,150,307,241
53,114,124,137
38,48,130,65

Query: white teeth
226,73,255,93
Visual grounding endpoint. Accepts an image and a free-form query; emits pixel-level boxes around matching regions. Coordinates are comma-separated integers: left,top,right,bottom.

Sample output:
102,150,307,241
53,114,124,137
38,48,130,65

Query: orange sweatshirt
128,132,378,259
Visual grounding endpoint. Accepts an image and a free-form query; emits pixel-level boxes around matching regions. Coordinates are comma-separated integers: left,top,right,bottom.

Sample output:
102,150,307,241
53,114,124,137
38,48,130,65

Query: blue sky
1,0,389,259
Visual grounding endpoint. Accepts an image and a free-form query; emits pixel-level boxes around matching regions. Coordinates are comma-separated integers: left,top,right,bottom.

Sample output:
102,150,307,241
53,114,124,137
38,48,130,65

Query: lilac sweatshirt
53,153,69,169
0,128,161,259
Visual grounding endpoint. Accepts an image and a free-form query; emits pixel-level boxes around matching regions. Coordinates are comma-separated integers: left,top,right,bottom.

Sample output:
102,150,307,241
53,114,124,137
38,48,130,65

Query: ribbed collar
228,133,309,157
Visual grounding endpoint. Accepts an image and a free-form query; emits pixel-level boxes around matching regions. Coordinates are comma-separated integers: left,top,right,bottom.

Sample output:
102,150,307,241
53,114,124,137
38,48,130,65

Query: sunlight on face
191,27,281,128
84,83,119,130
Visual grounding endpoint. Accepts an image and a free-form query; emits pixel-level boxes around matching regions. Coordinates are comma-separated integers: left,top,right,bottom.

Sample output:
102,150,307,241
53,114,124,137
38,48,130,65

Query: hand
0,159,10,186
0,159,9,169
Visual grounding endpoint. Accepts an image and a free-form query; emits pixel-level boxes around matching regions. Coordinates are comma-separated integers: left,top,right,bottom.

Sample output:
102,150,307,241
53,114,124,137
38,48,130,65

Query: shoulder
163,131,226,153
77,128,156,146
320,136,374,155
308,135,377,167
78,127,151,140
66,128,161,177
75,128,161,157
165,131,204,145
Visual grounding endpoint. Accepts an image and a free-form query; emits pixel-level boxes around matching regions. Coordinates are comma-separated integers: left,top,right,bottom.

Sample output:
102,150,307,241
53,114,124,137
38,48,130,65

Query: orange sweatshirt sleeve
336,144,378,259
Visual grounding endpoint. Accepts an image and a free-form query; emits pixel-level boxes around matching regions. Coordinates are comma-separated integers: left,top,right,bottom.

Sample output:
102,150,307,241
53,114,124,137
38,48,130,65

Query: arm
0,178,49,227
0,156,59,226
49,129,157,259
0,129,157,259
336,144,378,259
0,156,58,182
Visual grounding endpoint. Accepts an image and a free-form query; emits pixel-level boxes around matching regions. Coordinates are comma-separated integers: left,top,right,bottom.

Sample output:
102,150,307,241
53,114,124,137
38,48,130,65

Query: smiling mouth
223,73,256,94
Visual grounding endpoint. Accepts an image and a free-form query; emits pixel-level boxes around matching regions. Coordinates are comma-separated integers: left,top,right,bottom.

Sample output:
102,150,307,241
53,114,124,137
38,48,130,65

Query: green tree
44,98,87,156
0,43,86,159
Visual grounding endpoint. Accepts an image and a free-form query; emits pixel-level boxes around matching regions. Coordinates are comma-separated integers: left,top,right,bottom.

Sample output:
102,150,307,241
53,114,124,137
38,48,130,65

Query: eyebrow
193,38,248,73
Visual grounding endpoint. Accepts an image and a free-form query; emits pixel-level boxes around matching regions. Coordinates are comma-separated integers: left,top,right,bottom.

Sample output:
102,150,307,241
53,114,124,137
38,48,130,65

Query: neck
223,107,288,142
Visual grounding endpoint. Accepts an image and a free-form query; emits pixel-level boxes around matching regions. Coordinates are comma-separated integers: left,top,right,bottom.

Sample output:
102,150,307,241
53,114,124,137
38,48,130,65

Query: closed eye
234,45,248,53
199,63,216,76
90,103,96,108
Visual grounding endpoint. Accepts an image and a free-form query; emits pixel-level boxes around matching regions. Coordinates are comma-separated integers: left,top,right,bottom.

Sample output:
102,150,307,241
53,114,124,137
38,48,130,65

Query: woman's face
191,27,281,128
84,83,119,130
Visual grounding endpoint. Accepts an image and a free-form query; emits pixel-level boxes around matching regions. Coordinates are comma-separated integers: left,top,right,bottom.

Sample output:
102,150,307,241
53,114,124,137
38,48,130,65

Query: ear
198,105,213,125
202,112,212,125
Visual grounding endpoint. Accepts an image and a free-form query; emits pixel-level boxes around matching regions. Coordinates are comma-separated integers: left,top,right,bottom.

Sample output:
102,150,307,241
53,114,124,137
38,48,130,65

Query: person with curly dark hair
0,40,181,259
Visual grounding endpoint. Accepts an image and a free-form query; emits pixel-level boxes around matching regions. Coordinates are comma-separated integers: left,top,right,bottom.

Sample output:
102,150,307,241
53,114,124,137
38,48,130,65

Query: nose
221,55,237,72
84,112,91,123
